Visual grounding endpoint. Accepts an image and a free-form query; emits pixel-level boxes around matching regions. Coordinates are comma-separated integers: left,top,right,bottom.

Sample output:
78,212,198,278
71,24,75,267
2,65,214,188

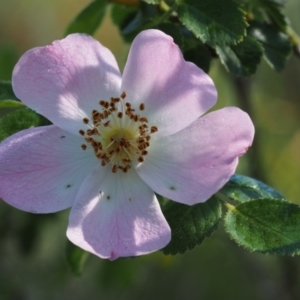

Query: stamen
151,126,158,133
80,91,159,173
83,118,89,124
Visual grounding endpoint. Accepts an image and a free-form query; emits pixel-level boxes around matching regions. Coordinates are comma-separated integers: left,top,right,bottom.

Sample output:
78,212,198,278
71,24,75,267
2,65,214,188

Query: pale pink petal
135,107,255,205
12,34,121,136
67,166,171,260
121,29,217,138
0,125,99,213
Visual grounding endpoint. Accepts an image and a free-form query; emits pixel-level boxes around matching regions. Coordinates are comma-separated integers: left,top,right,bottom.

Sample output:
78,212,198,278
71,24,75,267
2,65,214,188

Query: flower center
79,92,158,173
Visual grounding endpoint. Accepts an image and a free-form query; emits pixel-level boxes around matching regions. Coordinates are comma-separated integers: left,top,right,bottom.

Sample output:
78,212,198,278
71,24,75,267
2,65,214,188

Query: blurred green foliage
0,0,300,299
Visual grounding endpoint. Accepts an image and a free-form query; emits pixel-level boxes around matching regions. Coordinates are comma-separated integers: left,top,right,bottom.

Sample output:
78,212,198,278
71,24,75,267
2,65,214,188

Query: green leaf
66,241,89,276
120,2,158,41
142,0,160,4
0,100,24,109
177,0,247,46
224,199,300,255
0,108,46,142
65,0,107,36
162,196,222,255
0,81,19,101
249,22,292,71
261,0,289,30
156,23,184,48
216,35,263,76
219,174,284,203
183,43,212,73
110,3,138,28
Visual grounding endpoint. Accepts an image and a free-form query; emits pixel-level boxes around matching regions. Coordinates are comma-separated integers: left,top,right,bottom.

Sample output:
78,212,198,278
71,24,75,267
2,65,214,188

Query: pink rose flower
0,30,254,260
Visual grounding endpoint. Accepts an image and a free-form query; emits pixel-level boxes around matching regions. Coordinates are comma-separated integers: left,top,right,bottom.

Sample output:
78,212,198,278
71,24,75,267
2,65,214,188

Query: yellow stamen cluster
79,91,158,173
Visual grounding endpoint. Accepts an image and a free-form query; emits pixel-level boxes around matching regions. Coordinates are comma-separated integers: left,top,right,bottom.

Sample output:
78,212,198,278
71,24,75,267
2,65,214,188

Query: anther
103,120,110,127
138,156,144,163
139,103,145,111
121,91,126,99
117,112,123,118
83,118,89,124
79,129,85,136
139,117,148,123
99,100,106,106
112,165,118,173
81,144,87,150
151,126,158,133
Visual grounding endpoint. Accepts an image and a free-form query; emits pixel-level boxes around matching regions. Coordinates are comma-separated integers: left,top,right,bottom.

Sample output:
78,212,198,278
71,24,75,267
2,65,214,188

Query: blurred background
0,0,300,299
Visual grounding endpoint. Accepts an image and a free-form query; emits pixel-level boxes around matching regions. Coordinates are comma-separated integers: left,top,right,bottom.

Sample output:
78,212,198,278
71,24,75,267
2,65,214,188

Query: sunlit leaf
0,108,46,142
142,0,160,4
162,196,222,255
219,174,284,203
177,0,247,46
225,199,300,255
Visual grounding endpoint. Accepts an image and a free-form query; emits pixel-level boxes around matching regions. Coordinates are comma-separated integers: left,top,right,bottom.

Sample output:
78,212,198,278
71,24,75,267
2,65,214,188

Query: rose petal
135,107,255,205
121,29,217,138
12,34,122,136
67,166,171,260
0,125,98,213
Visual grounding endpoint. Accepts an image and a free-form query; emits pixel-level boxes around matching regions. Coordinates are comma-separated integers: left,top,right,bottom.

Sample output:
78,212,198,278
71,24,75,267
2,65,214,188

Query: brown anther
103,120,110,127
120,91,126,99
79,129,85,136
117,112,123,118
81,144,87,150
125,102,131,108
102,111,108,118
139,117,148,123
139,103,145,111
134,115,139,122
142,150,148,156
112,165,118,173
86,129,93,136
85,137,92,143
122,158,131,163
110,102,115,108
83,118,89,124
99,100,106,106
104,102,109,109
151,126,158,133
92,128,98,134
98,152,106,159
101,160,106,166
112,97,120,103
146,136,151,141
138,156,144,163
